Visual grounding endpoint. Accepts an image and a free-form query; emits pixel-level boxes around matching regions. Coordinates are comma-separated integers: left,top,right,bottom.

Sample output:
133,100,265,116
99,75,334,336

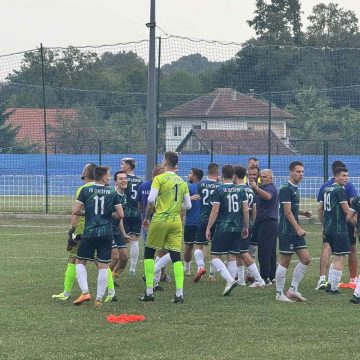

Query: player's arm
347,208,357,226
71,200,84,218
299,209,312,218
283,203,306,236
318,202,324,225
119,218,131,242
242,201,249,239
143,187,158,229
182,193,192,211
250,180,272,201
252,203,257,223
206,202,219,241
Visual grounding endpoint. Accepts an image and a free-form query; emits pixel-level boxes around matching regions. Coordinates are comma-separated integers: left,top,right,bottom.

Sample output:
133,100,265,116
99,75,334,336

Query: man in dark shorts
72,166,124,307
206,165,249,296
275,161,312,302
319,167,351,295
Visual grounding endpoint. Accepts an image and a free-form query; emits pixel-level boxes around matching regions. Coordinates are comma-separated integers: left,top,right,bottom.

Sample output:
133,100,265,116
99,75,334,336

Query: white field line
2,231,64,236
0,225,65,228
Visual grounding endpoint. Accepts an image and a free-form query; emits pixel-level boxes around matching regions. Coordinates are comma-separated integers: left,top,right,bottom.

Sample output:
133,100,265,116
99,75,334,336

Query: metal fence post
40,43,49,214
210,140,214,163
99,140,102,165
323,140,329,182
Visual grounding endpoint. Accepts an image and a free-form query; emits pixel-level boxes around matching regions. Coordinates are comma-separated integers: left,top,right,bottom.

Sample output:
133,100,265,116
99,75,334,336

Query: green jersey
350,195,360,235
74,182,93,236
124,174,143,218
279,181,299,236
111,191,127,237
321,183,348,235
212,183,247,232
197,179,220,224
77,184,122,238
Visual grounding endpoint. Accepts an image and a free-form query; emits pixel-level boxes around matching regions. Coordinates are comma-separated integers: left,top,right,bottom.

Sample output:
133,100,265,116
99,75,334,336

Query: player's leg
183,225,195,276
275,252,293,302
193,243,207,282
127,217,141,275
316,239,331,290
154,251,171,286
52,255,76,300
287,245,310,301
348,223,357,284
236,256,245,285
240,252,264,287
195,223,214,281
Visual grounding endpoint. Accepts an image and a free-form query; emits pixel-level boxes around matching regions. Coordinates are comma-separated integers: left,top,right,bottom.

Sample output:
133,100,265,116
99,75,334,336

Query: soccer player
121,158,143,275
275,161,312,302
348,195,360,303
315,160,357,290
52,163,97,301
183,168,204,280
72,166,124,307
140,151,191,303
318,166,351,295
233,166,264,288
206,165,249,296
110,171,131,283
196,163,220,282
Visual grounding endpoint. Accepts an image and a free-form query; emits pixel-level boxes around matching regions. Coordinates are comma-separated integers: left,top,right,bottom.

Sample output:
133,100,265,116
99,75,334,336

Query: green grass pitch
1,217,360,360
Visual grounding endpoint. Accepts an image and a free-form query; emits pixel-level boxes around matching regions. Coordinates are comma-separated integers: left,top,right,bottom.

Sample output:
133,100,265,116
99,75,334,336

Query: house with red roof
162,88,294,151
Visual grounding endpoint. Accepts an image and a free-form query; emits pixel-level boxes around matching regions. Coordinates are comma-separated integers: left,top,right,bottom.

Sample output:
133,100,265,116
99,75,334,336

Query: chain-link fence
1,35,360,213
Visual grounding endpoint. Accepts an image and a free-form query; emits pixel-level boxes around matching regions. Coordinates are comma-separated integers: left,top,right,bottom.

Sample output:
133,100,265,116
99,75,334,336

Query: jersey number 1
94,195,105,215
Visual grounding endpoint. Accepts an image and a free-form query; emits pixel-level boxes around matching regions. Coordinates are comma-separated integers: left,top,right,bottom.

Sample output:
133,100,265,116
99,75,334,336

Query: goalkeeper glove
66,228,81,251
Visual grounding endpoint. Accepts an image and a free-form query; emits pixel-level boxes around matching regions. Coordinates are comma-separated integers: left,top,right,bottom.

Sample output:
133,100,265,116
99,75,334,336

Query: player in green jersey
72,166,124,307
275,161,312,302
348,195,360,303
139,151,191,303
319,166,351,295
206,165,249,296
52,163,96,301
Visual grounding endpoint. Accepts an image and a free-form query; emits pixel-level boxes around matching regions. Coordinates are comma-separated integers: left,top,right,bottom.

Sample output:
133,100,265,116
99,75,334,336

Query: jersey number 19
324,193,331,212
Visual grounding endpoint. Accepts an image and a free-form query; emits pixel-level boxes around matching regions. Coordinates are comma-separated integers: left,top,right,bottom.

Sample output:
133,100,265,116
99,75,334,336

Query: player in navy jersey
206,165,249,296
275,161,312,302
183,168,204,280
316,160,358,290
234,166,264,288
72,166,124,307
196,163,220,281
319,166,351,294
121,158,143,275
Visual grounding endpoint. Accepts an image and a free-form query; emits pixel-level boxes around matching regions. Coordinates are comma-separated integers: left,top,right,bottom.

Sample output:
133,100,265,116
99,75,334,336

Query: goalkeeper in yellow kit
139,151,191,303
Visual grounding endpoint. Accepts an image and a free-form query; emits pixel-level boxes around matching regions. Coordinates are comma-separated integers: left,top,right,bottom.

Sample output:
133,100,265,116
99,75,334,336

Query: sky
1,0,360,54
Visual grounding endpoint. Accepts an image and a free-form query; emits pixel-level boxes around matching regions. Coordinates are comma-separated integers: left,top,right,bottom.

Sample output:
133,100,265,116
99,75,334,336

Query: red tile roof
4,108,78,144
163,88,294,119
176,129,295,155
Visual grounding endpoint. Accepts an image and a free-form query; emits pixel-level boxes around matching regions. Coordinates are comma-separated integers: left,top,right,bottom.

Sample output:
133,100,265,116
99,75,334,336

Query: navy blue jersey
186,182,201,226
124,174,143,218
212,183,247,232
112,191,127,236
197,179,220,224
136,180,152,220
238,183,255,213
77,184,122,238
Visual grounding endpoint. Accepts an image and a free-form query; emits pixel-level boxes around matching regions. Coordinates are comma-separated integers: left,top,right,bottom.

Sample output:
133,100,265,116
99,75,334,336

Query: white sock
227,261,237,279
184,261,191,272
290,262,308,291
194,249,205,269
155,256,160,263
275,264,287,294
319,275,326,282
146,287,153,296
76,264,89,293
331,269,342,291
328,267,334,288
354,276,360,297
96,268,108,301
211,258,233,283
154,253,171,282
237,265,245,283
247,263,262,282
176,288,183,297
209,262,216,275
108,288,115,297
129,241,139,272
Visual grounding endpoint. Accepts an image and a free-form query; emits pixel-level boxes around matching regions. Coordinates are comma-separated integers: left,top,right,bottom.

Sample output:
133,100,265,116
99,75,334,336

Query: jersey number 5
94,195,105,215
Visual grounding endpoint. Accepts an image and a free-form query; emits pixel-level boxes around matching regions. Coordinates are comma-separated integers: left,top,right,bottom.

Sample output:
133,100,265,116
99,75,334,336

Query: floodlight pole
146,0,157,180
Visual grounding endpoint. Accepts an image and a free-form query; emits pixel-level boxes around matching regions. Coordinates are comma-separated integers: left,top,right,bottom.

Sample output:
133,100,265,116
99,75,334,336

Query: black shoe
142,275,146,282
350,295,360,304
328,289,340,295
114,281,119,288
153,285,165,292
171,295,184,304
325,283,331,293
264,278,272,286
138,293,154,302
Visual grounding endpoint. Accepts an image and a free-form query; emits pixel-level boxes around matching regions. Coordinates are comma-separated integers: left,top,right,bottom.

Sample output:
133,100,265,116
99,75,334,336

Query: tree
306,3,360,47
247,0,303,45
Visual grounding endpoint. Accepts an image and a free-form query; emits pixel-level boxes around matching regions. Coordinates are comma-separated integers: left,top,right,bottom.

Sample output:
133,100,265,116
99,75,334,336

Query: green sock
107,267,115,295
144,259,155,289
64,263,76,295
173,261,184,290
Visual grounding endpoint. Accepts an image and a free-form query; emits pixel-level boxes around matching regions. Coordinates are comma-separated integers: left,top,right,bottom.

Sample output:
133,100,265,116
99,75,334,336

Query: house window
192,125,201,129
173,126,182,137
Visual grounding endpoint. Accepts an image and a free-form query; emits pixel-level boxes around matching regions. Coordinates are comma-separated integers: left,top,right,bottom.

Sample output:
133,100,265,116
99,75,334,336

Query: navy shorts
184,225,198,244
112,234,127,249
348,223,357,246
278,233,307,255
211,231,241,255
124,217,142,236
195,223,211,245
77,235,112,263
324,233,350,255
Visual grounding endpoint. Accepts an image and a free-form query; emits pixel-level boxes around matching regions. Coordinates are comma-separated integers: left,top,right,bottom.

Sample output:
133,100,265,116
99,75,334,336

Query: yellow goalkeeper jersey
74,182,93,235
